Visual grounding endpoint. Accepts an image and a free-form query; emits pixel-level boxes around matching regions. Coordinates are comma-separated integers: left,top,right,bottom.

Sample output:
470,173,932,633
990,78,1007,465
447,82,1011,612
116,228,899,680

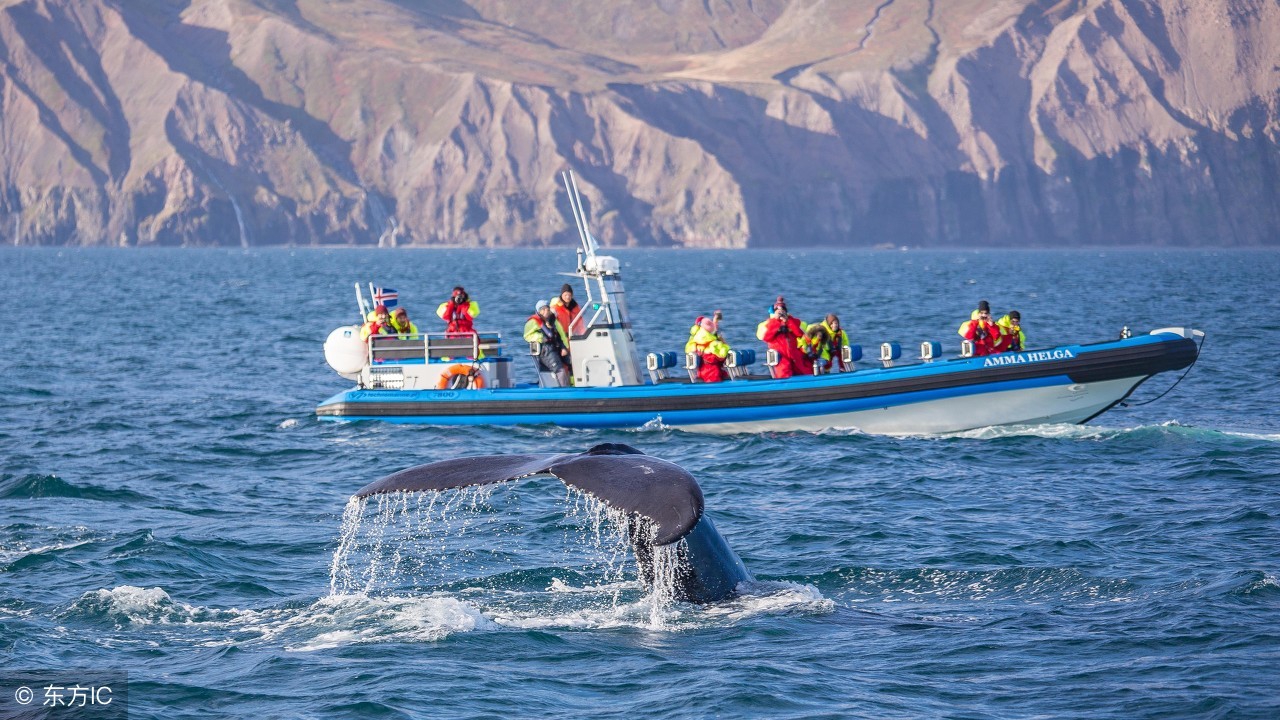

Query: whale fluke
351,443,749,602
354,443,704,546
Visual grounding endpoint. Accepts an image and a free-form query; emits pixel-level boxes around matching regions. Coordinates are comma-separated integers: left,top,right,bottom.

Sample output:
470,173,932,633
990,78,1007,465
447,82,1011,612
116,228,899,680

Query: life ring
437,364,485,390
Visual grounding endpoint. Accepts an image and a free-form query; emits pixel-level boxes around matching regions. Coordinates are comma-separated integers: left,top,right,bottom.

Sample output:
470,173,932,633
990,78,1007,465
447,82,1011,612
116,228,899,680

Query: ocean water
1,247,1278,719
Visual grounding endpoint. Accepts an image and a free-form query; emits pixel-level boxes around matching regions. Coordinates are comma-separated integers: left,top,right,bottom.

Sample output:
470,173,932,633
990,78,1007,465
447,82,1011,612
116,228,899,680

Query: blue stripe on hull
320,374,1071,428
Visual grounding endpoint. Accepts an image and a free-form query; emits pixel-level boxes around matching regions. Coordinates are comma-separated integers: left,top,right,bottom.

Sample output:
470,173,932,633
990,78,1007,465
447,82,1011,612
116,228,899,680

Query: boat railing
579,301,612,331
565,306,588,338
368,332,505,365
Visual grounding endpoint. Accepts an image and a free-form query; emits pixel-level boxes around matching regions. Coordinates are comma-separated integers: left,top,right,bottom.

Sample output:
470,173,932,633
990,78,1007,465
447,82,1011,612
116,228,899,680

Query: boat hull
316,332,1199,435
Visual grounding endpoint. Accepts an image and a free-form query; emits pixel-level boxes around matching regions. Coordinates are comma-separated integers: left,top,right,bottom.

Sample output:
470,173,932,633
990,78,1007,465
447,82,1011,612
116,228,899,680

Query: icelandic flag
373,287,399,309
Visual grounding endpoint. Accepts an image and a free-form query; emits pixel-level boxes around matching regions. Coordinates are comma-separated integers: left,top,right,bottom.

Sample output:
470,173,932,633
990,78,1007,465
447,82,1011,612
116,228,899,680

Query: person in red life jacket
757,296,808,379
552,283,583,337
685,316,732,383
958,300,1001,356
360,304,392,341
523,300,571,386
549,298,576,376
437,286,480,335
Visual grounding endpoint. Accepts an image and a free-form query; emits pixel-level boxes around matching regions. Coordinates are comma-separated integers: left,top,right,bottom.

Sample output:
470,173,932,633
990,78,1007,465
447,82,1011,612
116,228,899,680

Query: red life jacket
443,301,475,334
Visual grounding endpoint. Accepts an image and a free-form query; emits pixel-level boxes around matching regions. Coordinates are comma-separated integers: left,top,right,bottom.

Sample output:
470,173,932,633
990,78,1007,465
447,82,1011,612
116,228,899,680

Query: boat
316,173,1202,435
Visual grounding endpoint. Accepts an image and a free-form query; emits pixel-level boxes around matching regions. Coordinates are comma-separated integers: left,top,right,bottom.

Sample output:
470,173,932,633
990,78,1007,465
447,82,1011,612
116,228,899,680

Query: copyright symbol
14,686,33,705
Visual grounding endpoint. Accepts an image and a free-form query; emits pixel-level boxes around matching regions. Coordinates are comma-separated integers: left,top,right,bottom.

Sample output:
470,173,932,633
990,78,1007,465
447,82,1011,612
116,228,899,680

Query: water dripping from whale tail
351,443,751,603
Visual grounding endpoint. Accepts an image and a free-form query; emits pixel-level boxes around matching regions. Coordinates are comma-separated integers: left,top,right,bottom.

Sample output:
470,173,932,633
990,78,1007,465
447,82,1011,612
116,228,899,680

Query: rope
1121,332,1205,408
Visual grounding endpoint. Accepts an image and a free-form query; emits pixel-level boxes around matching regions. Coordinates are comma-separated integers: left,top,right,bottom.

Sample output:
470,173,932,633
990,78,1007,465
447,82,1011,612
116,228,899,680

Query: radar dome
324,326,366,378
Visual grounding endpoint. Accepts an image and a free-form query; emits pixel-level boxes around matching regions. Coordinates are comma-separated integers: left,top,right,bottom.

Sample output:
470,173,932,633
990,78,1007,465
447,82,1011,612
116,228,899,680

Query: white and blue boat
317,174,1201,435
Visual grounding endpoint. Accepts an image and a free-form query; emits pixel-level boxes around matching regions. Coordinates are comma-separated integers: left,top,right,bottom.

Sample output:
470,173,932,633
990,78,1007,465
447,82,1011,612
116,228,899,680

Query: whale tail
353,443,752,602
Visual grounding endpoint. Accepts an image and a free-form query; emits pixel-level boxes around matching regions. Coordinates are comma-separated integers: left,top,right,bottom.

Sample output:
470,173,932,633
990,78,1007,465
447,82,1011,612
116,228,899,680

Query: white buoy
324,326,367,379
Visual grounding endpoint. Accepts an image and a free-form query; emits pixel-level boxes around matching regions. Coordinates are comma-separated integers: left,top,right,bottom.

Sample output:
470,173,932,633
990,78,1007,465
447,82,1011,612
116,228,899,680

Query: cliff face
1,0,1276,247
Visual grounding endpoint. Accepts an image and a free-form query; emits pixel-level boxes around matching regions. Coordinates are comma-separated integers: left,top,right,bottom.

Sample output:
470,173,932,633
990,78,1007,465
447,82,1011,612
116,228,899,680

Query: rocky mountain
1,0,1277,247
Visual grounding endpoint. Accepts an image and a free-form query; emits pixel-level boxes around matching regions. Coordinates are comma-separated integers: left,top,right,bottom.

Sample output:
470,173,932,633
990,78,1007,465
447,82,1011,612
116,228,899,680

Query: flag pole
354,283,370,321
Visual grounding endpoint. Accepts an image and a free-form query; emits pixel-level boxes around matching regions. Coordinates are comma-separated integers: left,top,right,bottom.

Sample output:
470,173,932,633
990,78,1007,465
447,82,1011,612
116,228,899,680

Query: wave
0,531,96,570
63,585,236,627
813,565,1137,604
60,586,489,649
949,420,1280,443
0,474,153,502
1236,571,1280,599
484,577,831,632
57,577,830,652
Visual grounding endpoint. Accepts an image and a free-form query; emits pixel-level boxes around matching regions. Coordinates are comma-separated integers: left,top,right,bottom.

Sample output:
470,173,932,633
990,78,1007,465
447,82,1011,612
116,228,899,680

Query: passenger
800,324,831,375
997,310,1025,353
437,286,480,335
820,314,852,372
387,306,419,338
523,300,571,387
360,304,392,341
553,283,583,336
685,316,732,383
548,297,575,375
757,296,808,379
958,300,1001,356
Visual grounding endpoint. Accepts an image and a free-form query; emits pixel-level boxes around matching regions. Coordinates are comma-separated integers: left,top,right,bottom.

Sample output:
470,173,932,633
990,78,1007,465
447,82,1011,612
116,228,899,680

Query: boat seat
527,341,568,387
684,352,701,382
646,351,679,383
726,349,755,380
880,342,902,368
843,344,862,370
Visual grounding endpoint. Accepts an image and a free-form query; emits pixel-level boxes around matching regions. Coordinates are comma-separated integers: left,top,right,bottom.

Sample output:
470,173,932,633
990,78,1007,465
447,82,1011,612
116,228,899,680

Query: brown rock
0,0,1276,247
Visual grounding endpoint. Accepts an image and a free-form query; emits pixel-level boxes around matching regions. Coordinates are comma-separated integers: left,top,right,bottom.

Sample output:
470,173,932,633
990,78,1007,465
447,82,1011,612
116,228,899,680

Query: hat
977,300,990,312
560,283,574,295
374,304,388,313
1009,310,1020,320
699,317,716,332
535,300,549,311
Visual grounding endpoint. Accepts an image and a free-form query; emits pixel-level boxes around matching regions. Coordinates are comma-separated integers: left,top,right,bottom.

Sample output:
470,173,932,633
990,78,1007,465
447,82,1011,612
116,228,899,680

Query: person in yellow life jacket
360,304,392,341
685,316,731,383
437,286,480,335
997,310,1025,353
819,313,851,372
523,300,571,386
799,324,830,375
386,306,419,338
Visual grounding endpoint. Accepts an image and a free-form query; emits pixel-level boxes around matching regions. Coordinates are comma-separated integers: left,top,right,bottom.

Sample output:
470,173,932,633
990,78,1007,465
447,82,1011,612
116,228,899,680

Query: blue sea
2,247,1278,719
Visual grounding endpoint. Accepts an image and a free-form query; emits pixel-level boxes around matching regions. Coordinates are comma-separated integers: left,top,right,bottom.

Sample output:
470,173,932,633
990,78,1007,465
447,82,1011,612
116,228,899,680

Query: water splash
560,487,686,627
329,484,499,596
328,483,693,628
